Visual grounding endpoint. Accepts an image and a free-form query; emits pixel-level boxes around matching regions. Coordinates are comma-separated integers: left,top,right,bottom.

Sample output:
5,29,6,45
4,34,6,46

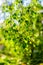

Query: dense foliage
0,0,43,65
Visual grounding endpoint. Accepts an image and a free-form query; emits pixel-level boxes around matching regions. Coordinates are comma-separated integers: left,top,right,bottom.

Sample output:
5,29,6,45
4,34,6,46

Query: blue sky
22,0,31,7
0,0,43,6
38,0,43,6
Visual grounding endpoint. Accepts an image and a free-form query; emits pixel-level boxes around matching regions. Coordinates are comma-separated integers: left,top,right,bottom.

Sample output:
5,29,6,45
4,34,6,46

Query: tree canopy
0,0,43,65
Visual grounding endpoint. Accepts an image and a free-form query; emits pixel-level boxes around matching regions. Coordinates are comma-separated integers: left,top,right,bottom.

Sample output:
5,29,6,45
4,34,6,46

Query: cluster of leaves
0,0,43,65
